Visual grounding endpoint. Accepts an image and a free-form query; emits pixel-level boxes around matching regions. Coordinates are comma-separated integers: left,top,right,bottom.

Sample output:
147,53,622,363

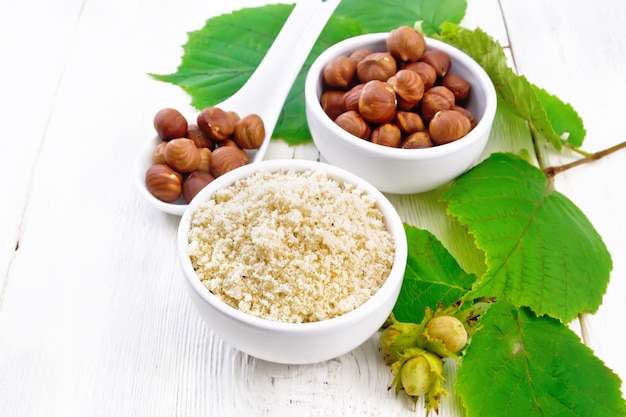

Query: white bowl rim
305,32,497,161
177,159,408,333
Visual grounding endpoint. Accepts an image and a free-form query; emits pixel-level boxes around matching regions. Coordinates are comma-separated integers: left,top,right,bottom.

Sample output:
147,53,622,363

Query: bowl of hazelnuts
304,26,497,194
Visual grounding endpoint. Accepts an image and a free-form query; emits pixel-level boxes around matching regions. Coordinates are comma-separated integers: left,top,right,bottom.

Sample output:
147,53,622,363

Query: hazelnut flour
187,169,395,323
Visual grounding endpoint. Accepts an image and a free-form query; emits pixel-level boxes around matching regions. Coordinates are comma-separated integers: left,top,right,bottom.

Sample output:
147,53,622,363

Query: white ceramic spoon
136,0,340,215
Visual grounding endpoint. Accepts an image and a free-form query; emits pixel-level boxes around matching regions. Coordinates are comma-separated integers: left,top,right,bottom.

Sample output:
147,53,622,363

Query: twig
543,140,626,177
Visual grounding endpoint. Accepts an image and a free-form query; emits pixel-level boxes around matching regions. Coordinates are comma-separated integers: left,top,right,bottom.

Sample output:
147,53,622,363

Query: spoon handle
219,0,341,162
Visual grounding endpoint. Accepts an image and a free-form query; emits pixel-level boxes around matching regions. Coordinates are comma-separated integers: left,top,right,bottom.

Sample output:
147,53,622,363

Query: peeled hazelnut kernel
401,131,433,149
152,141,167,165
386,25,427,62
358,80,397,124
342,84,364,112
145,164,183,203
428,109,472,145
356,52,397,83
387,69,425,111
197,148,211,172
153,108,188,140
209,145,249,178
182,170,215,203
419,49,451,78
233,113,265,149
334,110,371,140
349,48,373,63
185,124,213,149
197,106,236,141
320,90,347,121
443,73,471,101
452,105,477,128
403,61,437,90
371,123,402,148
420,86,455,121
323,56,357,89
164,138,201,173
395,111,425,135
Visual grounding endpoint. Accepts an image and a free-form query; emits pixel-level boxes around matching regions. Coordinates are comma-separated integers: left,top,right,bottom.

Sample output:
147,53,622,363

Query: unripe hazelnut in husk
425,315,468,353
399,351,443,397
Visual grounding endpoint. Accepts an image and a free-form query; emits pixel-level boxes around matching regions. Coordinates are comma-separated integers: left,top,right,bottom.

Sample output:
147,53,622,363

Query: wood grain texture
1,0,624,416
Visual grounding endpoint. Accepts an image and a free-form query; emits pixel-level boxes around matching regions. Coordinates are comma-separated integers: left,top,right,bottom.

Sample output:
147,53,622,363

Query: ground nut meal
187,169,395,323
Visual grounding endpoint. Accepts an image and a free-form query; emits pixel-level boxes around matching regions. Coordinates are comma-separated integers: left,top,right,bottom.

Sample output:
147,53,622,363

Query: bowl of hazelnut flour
177,159,407,364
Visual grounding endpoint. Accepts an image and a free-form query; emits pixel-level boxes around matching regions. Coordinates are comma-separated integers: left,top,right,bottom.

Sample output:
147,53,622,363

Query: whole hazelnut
452,105,477,128
342,84,364,112
145,164,183,203
349,48,373,63
185,123,213,149
403,61,437,90
210,145,249,178
153,108,188,140
152,141,168,165
323,56,357,89
233,113,265,149
371,123,402,148
419,49,451,78
197,147,211,172
182,171,215,203
401,131,433,149
420,86,455,121
320,90,347,121
428,109,472,145
386,25,426,62
334,110,371,140
395,111,425,135
387,69,425,110
197,106,237,141
443,73,471,102
358,80,397,124
164,138,201,173
356,52,397,83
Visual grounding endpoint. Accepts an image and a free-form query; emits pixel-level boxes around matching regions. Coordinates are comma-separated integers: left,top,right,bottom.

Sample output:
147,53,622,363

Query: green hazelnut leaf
457,301,626,417
334,0,466,35
436,23,586,149
392,224,476,324
441,153,612,322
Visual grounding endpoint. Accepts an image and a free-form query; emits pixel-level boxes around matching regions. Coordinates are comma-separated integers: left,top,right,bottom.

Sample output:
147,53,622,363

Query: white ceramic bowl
177,159,408,364
305,33,497,194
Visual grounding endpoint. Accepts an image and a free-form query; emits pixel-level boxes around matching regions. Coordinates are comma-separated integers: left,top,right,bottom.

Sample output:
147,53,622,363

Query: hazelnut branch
543,140,626,178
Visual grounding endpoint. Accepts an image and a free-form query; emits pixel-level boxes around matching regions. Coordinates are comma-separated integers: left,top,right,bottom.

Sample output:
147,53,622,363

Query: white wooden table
1,0,625,415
